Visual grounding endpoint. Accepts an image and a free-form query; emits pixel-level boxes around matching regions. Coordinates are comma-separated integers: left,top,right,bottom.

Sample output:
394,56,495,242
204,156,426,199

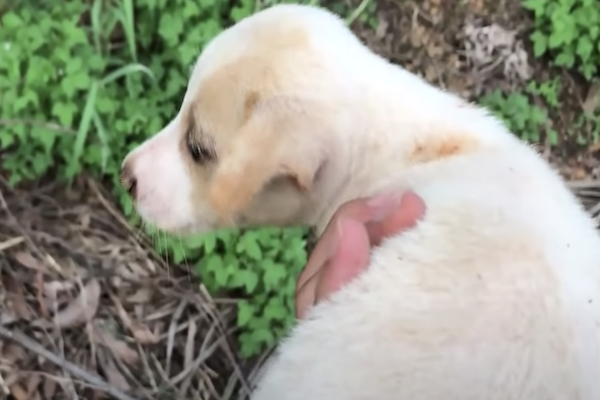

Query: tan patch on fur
179,25,324,224
208,161,271,224
244,91,261,121
408,134,481,164
206,110,325,223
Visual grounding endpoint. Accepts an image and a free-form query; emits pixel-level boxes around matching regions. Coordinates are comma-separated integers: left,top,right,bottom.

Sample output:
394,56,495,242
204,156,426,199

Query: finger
296,197,372,292
295,266,323,320
315,217,371,303
296,224,339,296
367,190,426,246
296,192,406,293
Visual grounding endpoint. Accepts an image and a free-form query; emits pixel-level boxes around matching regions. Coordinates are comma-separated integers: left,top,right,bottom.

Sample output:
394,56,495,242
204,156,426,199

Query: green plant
568,110,600,146
526,78,562,109
146,224,309,358
479,81,560,145
523,0,600,80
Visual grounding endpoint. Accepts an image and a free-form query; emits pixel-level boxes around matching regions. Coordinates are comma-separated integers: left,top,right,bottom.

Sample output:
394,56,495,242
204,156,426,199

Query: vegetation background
1,0,600,399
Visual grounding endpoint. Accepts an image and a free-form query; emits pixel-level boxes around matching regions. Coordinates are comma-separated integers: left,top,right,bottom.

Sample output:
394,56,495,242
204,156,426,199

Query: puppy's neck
306,60,516,235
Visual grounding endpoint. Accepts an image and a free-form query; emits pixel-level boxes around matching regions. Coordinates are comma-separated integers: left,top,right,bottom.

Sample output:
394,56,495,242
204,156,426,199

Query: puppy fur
121,5,600,400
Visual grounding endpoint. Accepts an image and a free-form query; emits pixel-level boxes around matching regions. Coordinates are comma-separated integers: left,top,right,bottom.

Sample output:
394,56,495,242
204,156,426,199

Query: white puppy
120,4,600,400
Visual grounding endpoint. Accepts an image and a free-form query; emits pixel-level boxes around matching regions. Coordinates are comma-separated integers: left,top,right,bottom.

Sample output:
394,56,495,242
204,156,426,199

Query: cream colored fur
121,4,600,400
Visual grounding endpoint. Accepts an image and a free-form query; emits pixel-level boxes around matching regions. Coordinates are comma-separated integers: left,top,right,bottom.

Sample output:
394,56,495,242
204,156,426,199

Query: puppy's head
120,5,361,235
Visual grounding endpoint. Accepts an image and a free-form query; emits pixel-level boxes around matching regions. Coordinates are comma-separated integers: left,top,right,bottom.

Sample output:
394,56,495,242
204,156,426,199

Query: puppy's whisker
161,231,172,281
176,236,192,283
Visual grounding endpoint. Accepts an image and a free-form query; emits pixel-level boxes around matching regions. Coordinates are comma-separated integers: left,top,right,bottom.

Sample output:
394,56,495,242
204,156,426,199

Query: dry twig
0,326,143,400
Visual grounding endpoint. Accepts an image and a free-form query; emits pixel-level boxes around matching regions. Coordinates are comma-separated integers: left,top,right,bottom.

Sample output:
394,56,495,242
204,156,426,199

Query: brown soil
351,0,600,181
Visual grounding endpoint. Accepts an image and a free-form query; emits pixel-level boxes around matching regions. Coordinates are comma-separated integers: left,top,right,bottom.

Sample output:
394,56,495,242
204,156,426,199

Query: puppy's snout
119,160,137,200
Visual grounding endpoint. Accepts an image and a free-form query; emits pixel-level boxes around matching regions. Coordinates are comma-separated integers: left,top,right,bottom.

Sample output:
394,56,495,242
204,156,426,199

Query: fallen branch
0,326,143,400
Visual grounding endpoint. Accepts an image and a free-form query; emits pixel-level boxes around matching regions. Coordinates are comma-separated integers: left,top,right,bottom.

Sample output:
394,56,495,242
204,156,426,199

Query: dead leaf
0,236,24,252
111,294,158,345
9,383,28,400
80,213,91,228
116,262,149,280
42,377,56,398
144,259,157,274
2,343,26,365
43,281,75,298
1,313,17,325
184,319,197,369
53,279,101,328
589,141,600,153
93,325,139,366
13,252,47,273
25,374,42,397
375,12,388,39
132,323,159,345
35,271,49,319
98,351,131,392
92,390,108,400
126,288,152,303
583,80,600,116
573,167,587,181
4,273,31,320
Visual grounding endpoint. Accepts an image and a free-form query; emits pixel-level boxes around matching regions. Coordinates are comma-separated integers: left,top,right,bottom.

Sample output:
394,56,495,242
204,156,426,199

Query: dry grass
0,175,252,400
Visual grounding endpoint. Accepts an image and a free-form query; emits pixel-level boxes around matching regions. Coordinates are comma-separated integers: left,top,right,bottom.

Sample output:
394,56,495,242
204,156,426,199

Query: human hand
295,191,426,320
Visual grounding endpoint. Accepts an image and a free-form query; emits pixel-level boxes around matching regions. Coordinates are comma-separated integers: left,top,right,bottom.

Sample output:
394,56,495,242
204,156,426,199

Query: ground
1,1,600,399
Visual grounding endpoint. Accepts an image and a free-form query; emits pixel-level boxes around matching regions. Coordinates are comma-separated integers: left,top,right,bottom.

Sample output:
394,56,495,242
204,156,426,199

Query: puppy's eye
186,129,213,164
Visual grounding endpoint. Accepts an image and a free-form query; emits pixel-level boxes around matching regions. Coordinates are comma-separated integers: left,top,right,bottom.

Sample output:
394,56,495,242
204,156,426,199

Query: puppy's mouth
119,171,137,199
141,217,206,238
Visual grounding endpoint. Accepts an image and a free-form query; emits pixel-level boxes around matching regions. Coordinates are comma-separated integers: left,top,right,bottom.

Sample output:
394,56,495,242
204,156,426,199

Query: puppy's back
251,145,600,400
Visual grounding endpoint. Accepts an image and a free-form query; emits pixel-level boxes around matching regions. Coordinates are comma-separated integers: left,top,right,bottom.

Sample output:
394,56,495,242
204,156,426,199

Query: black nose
119,162,137,200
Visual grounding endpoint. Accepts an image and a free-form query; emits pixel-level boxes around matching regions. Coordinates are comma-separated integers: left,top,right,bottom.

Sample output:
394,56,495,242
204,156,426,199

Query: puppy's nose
119,161,137,200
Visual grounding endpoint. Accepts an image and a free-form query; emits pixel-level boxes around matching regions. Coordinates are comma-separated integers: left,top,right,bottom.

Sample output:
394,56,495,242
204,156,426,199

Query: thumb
315,218,371,303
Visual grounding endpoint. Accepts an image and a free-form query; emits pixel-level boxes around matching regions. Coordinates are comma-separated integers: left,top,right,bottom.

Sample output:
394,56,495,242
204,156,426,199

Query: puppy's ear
208,108,326,223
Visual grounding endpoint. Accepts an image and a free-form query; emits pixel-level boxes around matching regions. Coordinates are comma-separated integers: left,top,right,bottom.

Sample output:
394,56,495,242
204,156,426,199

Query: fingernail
335,217,346,242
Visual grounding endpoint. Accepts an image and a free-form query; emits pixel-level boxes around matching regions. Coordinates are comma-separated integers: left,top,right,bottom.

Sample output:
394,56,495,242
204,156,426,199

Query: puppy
120,4,600,399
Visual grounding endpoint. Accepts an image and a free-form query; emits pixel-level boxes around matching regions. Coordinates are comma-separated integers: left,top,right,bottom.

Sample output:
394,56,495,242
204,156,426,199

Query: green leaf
101,63,156,86
67,81,99,180
237,232,263,260
184,233,210,250
237,300,255,327
30,126,57,154
241,269,259,294
576,36,593,62
205,254,224,274
263,297,289,321
158,13,184,45
531,31,548,57
263,260,288,290
581,63,596,80
239,332,261,358
1,12,22,29
0,130,15,148
203,233,217,253
171,244,188,265
52,102,77,127
547,129,559,145
250,326,275,348
548,31,565,49
555,51,575,67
